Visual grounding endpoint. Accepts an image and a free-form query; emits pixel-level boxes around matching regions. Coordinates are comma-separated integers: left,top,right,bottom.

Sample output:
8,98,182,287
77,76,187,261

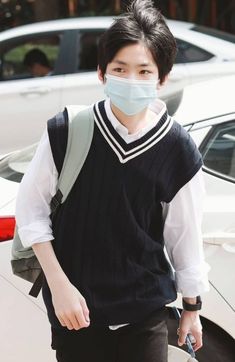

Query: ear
97,66,105,83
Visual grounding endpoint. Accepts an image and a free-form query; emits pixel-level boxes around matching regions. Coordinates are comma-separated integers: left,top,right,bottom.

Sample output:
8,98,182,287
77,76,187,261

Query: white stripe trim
94,111,174,164
94,114,125,163
122,117,174,163
105,98,167,142
94,102,171,156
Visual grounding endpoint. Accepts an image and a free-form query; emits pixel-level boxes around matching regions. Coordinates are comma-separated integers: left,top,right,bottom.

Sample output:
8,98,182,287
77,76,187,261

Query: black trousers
53,310,168,362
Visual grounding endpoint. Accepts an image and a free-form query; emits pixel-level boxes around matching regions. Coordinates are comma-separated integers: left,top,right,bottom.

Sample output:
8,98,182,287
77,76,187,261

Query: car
169,75,235,361
1,17,235,154
0,75,235,361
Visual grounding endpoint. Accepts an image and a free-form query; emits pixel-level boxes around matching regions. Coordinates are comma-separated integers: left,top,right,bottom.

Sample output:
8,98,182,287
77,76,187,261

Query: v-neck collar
104,98,165,141
93,100,174,164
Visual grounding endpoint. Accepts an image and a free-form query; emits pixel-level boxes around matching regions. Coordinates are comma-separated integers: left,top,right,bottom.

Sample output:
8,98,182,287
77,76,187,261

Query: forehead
111,42,157,67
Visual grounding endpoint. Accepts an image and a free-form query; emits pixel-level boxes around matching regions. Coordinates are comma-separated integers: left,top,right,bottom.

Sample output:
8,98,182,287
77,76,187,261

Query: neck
110,102,155,134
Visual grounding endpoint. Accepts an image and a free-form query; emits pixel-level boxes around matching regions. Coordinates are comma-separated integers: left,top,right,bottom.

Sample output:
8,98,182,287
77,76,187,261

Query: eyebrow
112,60,153,67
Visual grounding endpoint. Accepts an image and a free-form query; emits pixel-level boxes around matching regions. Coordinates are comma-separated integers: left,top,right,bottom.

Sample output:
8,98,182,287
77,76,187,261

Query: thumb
178,329,187,346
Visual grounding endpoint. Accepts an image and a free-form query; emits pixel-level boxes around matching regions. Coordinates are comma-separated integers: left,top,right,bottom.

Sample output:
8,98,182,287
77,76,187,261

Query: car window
175,38,213,64
192,25,235,44
0,144,37,183
200,120,235,180
0,33,62,81
77,31,104,72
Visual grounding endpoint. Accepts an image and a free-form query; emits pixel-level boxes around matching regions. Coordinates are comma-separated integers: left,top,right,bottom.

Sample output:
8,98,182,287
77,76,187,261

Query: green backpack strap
50,105,94,213
59,105,94,203
12,105,94,298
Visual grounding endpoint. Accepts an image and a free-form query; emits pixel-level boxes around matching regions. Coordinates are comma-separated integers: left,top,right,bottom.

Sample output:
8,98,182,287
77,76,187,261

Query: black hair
23,48,50,68
98,0,177,84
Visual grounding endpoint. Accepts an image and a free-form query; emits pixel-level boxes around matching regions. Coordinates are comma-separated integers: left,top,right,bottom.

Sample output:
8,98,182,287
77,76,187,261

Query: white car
1,17,235,154
0,76,235,362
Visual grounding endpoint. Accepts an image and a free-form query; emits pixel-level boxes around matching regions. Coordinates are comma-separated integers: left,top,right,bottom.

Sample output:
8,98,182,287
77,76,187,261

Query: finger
67,312,81,330
192,331,203,351
74,305,90,328
178,329,188,346
58,315,66,328
61,314,75,330
80,298,90,324
193,341,203,351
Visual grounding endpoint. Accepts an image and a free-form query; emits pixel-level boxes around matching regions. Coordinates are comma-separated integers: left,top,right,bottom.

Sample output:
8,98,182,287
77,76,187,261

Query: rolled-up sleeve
162,169,210,297
15,129,58,247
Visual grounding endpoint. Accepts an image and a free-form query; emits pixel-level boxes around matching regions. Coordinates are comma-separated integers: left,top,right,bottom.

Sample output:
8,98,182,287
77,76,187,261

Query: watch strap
183,296,202,311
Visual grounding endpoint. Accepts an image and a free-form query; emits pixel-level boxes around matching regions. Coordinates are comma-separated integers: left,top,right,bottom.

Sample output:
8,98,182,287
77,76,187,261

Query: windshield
192,25,235,44
0,144,37,182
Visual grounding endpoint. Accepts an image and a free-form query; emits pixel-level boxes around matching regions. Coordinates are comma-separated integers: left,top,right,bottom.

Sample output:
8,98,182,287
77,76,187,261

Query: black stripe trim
98,100,169,151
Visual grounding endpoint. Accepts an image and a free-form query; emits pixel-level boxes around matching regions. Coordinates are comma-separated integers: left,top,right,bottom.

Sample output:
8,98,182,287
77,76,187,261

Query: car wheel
167,308,235,362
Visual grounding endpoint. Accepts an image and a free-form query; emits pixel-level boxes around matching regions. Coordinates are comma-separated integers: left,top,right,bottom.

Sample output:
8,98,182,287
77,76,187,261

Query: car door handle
204,232,235,245
20,87,52,96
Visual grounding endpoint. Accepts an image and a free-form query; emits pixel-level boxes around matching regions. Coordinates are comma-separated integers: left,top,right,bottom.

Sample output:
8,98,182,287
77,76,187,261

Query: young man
16,1,209,361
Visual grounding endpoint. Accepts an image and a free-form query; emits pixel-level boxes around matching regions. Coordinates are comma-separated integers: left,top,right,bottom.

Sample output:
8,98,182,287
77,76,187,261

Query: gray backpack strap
58,105,94,203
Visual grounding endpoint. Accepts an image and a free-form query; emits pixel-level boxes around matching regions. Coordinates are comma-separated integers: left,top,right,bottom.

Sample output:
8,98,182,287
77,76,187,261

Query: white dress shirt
16,99,210,329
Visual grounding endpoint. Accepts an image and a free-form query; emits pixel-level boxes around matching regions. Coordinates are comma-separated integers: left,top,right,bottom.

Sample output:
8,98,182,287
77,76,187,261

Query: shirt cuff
18,220,54,248
175,261,210,297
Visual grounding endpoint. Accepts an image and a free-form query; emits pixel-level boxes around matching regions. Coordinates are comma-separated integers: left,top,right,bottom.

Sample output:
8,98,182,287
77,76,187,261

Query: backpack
11,105,94,298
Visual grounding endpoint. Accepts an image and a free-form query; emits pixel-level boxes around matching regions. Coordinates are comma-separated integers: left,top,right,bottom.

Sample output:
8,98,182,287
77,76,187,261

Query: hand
31,242,90,330
51,280,90,331
177,310,203,351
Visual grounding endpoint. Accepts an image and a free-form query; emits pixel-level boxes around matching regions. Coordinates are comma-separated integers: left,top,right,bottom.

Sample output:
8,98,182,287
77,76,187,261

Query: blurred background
1,2,235,362
1,0,235,34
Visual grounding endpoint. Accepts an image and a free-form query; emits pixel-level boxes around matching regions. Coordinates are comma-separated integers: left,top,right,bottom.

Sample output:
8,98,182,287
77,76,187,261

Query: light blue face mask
104,74,158,116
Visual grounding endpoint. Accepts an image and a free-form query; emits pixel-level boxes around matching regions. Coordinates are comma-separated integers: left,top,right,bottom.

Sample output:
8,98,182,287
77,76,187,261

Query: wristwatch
183,296,202,311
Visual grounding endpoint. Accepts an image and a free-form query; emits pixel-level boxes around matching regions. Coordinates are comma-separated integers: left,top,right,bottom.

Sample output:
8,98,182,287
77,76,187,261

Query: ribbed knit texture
43,100,202,330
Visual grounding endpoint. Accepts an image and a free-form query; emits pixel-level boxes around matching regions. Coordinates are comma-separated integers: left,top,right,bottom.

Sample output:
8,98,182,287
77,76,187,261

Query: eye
113,67,125,73
140,69,152,75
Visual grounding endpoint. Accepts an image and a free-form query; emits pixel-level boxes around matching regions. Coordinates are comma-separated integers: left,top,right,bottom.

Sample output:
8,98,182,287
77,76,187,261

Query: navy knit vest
43,100,202,330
